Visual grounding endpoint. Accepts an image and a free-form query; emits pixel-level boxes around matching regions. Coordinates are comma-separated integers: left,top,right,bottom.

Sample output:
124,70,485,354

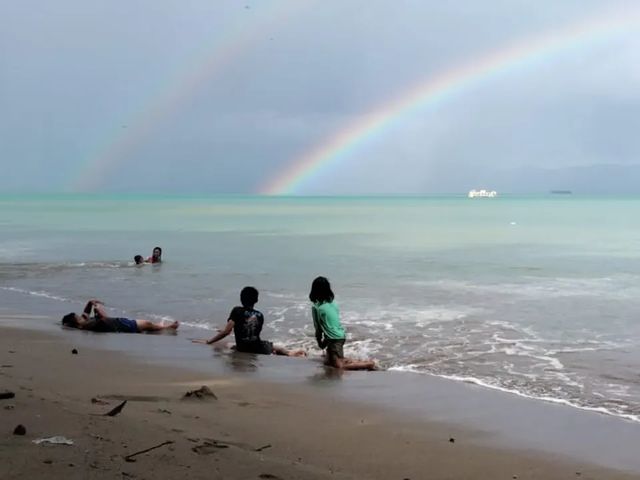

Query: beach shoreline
1,320,640,479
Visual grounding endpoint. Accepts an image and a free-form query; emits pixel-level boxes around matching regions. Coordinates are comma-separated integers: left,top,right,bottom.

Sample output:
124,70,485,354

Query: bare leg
272,346,307,357
343,358,376,371
332,356,376,371
135,319,179,332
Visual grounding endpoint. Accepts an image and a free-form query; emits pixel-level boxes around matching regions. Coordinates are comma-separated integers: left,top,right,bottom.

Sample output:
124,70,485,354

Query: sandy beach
1,324,639,480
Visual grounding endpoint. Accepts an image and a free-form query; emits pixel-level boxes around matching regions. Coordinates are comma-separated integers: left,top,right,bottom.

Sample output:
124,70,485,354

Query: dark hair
134,255,144,264
240,286,259,307
62,313,78,328
309,276,334,304
153,247,162,256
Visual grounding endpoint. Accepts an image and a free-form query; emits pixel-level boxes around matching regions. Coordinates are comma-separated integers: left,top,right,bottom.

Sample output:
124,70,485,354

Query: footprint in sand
191,440,230,455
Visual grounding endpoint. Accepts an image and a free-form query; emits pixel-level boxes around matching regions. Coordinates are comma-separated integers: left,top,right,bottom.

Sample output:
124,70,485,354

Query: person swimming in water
134,255,144,265
147,247,162,264
61,299,178,333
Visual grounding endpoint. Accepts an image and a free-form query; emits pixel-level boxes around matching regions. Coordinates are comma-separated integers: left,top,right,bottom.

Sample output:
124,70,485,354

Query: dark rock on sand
13,424,26,435
0,391,16,400
182,386,217,400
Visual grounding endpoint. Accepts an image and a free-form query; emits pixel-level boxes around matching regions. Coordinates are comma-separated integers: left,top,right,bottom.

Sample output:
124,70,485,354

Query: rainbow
263,10,640,195
70,1,311,192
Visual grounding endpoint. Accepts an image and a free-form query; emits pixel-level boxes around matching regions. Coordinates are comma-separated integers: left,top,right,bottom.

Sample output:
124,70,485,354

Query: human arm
81,300,94,319
90,301,108,319
81,299,105,319
205,320,234,345
312,307,326,349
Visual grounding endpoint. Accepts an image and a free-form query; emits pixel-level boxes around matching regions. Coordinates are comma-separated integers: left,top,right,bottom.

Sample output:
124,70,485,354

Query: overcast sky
1,0,639,194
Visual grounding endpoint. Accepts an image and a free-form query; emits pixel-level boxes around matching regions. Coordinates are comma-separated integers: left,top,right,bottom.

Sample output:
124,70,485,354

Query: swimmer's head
152,247,162,260
134,255,144,265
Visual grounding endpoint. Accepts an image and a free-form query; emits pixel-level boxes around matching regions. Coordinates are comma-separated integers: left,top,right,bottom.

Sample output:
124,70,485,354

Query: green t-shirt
312,301,346,340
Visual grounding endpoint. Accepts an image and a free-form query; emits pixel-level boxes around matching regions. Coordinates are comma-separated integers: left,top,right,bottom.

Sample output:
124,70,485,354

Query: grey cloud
1,0,638,193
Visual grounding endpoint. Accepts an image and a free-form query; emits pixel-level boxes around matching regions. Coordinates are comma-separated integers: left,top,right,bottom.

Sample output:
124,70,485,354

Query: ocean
1,194,639,422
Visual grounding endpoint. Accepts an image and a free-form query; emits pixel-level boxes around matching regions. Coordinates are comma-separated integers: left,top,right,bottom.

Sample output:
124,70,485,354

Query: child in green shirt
309,276,376,371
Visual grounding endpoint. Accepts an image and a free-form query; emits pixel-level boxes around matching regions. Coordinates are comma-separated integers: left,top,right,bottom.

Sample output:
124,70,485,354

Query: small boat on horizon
468,189,497,198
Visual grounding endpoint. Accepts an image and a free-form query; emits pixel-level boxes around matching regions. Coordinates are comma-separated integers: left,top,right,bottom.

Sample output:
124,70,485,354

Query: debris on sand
104,400,127,417
192,439,230,455
124,440,173,462
0,390,16,400
182,386,217,400
91,397,110,405
33,436,74,446
13,424,26,435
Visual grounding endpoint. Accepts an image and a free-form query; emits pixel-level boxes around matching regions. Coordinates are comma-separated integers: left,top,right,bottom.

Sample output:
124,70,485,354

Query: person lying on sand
193,286,305,357
309,276,376,371
62,299,179,333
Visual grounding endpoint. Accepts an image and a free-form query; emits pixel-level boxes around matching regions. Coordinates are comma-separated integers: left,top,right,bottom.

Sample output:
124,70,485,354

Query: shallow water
1,194,639,422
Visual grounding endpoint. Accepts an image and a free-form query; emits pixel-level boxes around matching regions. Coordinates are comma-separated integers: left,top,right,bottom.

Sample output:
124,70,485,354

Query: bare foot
167,321,179,330
290,350,307,357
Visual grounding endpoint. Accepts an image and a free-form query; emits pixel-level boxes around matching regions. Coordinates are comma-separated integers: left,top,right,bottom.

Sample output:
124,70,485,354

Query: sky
1,0,639,194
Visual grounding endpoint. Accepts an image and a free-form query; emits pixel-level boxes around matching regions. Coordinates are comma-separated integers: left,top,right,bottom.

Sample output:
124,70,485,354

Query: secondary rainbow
263,10,640,195
70,1,311,191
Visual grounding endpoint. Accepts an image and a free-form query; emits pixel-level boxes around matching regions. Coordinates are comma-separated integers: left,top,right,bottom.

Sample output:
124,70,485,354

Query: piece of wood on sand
124,441,174,462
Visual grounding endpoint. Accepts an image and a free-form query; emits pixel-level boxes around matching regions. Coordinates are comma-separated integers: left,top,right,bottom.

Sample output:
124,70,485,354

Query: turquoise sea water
1,194,639,421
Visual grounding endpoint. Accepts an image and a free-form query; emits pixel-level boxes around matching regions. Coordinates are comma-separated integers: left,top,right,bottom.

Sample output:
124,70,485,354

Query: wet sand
1,325,639,479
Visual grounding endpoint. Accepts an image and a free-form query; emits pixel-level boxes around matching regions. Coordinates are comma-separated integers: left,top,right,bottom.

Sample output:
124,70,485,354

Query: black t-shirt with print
228,306,264,347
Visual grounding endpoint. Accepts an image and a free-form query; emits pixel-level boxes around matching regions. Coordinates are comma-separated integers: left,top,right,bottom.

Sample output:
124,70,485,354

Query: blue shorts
113,318,139,333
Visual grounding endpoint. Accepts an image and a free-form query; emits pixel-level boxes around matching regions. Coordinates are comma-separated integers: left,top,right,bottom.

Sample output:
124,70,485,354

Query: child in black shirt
195,286,305,357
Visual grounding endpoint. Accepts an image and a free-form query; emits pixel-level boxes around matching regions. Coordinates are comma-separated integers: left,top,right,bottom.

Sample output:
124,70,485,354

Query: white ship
468,189,497,198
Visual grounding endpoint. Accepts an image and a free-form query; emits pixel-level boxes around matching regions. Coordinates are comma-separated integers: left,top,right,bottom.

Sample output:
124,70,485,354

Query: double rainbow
263,10,640,195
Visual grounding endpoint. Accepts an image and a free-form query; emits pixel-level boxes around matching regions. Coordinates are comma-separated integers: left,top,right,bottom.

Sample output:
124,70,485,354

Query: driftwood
104,400,127,417
124,441,174,462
